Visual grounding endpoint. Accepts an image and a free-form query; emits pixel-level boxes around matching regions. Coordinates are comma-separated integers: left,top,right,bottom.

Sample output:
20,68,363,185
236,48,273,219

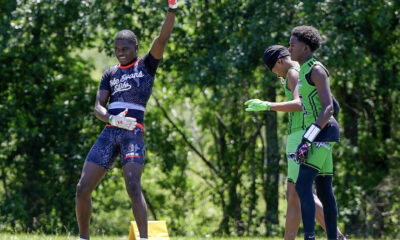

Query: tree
1,0,399,238
0,0,98,232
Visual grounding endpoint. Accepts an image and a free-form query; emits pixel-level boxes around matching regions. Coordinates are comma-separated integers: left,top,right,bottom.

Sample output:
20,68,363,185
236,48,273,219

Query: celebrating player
289,25,340,240
75,1,177,240
245,45,345,240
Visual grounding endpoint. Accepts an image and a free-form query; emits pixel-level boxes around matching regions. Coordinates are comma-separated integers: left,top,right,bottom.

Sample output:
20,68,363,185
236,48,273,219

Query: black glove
295,123,321,164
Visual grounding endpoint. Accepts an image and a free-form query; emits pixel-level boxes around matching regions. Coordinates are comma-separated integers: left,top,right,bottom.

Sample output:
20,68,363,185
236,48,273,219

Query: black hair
115,30,137,45
263,45,290,71
291,26,322,52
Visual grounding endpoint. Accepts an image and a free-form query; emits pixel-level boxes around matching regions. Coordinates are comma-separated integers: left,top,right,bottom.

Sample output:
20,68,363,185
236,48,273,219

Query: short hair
291,26,322,52
115,30,137,45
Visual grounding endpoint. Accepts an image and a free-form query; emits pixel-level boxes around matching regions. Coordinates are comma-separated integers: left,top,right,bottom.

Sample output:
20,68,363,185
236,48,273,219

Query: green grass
0,234,318,240
0,234,385,240
0,235,282,240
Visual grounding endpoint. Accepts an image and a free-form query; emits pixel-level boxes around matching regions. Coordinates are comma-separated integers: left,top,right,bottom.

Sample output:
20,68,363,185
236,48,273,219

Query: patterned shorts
85,125,145,170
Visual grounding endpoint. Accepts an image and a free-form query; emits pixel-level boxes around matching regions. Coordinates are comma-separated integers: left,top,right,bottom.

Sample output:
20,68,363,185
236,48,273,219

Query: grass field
0,235,285,240
0,234,385,240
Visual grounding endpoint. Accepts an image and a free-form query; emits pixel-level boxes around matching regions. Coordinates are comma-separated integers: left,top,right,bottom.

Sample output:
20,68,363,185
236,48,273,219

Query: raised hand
168,0,177,11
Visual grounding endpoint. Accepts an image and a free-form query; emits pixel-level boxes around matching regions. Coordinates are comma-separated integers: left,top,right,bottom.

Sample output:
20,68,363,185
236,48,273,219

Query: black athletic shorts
85,124,145,170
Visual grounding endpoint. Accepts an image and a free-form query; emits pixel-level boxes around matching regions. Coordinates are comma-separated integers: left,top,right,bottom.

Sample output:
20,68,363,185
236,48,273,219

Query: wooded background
1,0,399,238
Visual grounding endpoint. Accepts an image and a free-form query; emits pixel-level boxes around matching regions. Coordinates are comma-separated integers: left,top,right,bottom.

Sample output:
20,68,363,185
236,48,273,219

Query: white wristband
168,0,177,9
303,123,321,142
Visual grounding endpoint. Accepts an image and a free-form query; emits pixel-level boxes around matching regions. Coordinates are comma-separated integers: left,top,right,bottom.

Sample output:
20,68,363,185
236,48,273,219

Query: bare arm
94,90,111,123
149,11,175,59
312,65,333,128
269,68,303,112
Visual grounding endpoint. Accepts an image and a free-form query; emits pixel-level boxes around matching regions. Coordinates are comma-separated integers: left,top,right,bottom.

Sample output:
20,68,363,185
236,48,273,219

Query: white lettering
112,82,131,95
110,71,144,88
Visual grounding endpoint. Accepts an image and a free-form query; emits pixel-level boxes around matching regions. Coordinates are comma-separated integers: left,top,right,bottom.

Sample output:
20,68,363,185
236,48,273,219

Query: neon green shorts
286,130,304,183
303,142,335,176
286,131,335,183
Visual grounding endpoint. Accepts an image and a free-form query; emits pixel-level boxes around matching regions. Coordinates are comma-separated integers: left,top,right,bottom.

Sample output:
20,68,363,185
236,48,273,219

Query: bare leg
76,161,107,240
284,184,344,239
314,193,327,230
314,193,344,237
284,182,302,240
123,162,147,238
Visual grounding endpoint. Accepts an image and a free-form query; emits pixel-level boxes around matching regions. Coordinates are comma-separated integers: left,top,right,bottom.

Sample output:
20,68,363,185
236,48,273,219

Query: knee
126,180,142,198
316,183,333,203
316,188,335,205
287,186,299,205
295,181,312,201
295,182,305,198
316,188,325,202
76,182,92,200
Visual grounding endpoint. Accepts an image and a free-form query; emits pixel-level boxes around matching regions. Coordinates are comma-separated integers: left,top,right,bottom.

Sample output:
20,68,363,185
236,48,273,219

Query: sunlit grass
0,234,282,240
0,234,383,240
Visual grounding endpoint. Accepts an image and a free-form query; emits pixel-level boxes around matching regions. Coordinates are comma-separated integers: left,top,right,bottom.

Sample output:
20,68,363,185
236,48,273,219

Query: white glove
168,0,177,10
108,108,137,131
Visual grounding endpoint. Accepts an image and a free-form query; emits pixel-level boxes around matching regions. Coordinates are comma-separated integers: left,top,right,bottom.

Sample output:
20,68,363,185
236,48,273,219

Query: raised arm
149,0,177,59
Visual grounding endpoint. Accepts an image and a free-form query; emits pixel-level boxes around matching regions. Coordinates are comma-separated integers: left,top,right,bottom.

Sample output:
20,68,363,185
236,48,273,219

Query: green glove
244,99,271,112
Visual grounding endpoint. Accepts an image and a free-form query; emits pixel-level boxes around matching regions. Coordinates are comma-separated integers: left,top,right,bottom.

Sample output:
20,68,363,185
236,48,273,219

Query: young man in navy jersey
75,1,177,240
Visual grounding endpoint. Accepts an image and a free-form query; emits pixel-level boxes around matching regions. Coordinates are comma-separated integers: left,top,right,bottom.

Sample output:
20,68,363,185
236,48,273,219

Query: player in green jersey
245,45,345,240
289,26,340,240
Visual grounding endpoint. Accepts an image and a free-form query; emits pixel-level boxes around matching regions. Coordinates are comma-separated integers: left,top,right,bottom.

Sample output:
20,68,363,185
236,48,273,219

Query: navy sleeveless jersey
99,53,160,124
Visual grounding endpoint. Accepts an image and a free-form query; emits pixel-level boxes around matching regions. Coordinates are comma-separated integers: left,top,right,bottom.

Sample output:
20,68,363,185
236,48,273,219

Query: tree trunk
263,86,280,236
246,142,257,236
218,192,230,236
341,90,358,145
341,88,362,235
231,178,245,236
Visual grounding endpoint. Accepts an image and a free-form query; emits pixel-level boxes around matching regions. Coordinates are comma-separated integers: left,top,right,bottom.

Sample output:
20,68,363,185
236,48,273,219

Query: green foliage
0,234,291,240
0,234,386,240
0,0,99,233
1,0,399,239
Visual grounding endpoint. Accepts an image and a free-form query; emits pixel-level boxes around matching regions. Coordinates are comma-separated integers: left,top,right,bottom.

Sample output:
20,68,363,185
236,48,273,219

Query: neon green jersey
282,66,304,134
298,58,329,128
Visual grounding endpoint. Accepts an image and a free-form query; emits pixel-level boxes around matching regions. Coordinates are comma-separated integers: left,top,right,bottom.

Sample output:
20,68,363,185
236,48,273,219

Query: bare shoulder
286,68,299,90
311,65,328,79
287,68,299,79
